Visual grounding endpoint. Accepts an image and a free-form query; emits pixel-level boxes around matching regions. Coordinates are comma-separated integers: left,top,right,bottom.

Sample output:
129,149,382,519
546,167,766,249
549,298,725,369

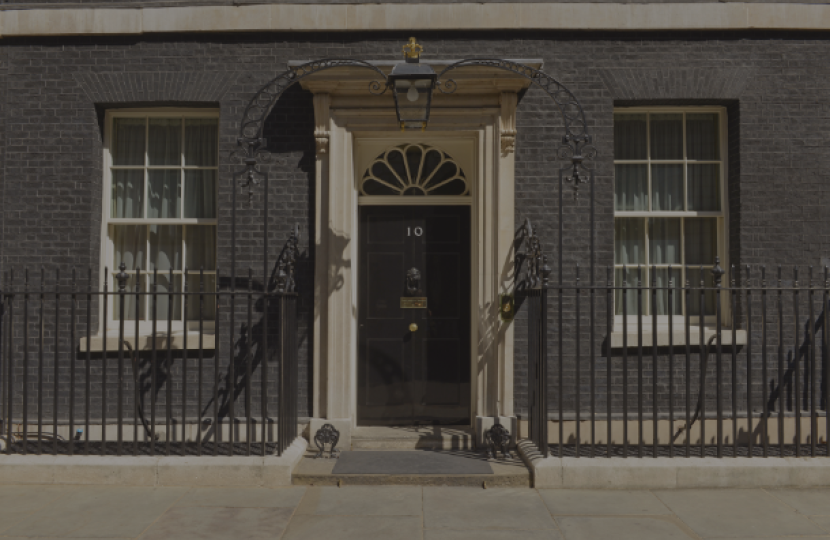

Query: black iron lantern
388,38,437,131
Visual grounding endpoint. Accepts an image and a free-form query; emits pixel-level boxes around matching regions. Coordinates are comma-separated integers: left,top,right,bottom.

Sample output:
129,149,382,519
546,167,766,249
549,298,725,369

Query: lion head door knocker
313,423,341,459
406,267,422,296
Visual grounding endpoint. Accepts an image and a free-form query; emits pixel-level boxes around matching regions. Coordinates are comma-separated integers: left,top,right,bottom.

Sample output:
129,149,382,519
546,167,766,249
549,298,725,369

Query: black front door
358,206,471,426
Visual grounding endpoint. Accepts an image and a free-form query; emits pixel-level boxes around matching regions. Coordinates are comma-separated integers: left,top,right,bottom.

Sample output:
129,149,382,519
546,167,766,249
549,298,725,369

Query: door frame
307,90,521,440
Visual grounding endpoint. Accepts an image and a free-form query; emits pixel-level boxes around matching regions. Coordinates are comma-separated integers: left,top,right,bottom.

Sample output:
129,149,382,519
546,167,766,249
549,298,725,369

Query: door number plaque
401,297,428,309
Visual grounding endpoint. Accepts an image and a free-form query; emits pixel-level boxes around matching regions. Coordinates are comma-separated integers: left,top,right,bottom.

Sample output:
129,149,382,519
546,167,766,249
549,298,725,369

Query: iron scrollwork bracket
232,137,272,203
516,218,551,291
276,224,301,293
485,423,513,460
313,423,341,459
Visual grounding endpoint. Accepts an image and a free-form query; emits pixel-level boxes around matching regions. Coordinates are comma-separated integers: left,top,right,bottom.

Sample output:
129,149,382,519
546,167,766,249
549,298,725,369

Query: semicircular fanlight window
360,143,470,196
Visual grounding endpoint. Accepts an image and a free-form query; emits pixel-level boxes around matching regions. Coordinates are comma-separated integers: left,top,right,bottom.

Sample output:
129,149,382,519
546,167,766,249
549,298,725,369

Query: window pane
112,118,145,166
148,170,181,219
614,268,639,316
186,274,216,320
651,164,684,211
650,113,683,160
114,273,146,321
649,218,681,264
684,218,718,266
614,165,647,211
184,118,218,167
615,218,645,265
149,225,182,272
687,268,716,316
185,226,216,271
148,118,181,166
654,267,683,316
686,113,720,160
184,170,217,218
112,225,146,272
687,164,721,211
150,273,182,321
614,113,647,160
111,170,144,218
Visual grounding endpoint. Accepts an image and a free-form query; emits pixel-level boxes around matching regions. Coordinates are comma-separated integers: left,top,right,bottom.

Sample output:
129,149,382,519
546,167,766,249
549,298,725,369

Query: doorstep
517,439,830,489
0,437,306,487
292,449,530,487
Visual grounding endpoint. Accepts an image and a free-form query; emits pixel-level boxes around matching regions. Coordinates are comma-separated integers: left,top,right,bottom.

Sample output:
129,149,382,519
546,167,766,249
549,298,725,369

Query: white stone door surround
301,61,538,446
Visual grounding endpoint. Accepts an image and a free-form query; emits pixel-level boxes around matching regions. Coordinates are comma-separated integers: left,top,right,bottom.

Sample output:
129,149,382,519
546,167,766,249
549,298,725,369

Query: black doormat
332,451,494,475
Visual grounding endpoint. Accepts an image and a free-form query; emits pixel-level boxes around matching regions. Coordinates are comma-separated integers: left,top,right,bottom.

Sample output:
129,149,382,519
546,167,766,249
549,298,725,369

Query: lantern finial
403,38,423,62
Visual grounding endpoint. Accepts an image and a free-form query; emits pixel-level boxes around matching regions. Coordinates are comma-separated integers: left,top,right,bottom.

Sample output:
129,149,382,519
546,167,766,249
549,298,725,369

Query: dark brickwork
0,33,828,424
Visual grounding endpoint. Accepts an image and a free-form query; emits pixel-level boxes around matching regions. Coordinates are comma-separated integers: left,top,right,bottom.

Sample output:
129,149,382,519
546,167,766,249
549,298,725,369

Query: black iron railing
521,263,830,458
0,267,299,457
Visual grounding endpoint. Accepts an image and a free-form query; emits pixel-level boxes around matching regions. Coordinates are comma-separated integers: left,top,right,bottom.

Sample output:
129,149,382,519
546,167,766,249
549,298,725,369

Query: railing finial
712,257,725,288
116,263,128,293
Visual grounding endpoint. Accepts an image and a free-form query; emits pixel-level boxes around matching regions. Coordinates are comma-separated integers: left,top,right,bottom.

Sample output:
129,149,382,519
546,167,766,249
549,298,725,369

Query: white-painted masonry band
1,2,830,37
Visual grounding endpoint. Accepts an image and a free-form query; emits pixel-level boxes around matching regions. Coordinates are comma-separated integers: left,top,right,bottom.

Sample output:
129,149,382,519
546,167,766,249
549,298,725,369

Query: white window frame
101,108,219,337
613,106,729,331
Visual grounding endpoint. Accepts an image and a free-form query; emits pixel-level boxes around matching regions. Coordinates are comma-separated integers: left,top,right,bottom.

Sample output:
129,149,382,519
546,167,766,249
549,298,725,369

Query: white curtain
184,119,217,218
185,225,216,320
686,113,720,160
650,114,683,159
185,170,216,218
651,164,683,211
688,165,720,211
184,119,218,166
112,170,144,218
615,218,644,315
112,118,145,166
614,165,647,211
148,119,181,166
614,113,647,159
112,225,146,320
148,170,181,219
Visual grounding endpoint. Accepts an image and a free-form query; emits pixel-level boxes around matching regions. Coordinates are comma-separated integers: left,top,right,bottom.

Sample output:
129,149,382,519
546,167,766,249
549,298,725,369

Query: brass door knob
409,323,418,332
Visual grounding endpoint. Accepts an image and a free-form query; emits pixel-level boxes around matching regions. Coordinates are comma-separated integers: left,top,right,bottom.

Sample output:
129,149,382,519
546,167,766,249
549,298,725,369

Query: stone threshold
517,439,830,489
0,437,306,487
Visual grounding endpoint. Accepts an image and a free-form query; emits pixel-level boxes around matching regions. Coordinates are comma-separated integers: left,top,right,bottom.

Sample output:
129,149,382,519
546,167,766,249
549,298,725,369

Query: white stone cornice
3,3,830,38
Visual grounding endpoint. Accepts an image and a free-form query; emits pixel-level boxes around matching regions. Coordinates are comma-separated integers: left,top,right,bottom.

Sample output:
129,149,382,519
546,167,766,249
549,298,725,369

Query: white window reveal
613,108,727,325
103,110,218,337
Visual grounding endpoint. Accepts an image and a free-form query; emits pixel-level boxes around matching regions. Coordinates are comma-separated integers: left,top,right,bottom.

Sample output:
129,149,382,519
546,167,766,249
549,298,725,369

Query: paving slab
810,515,830,533
766,488,830,515
139,506,294,540
174,486,306,508
3,486,187,538
424,487,555,530
539,489,672,516
655,488,827,538
555,516,696,540
296,485,422,515
425,530,562,540
0,486,70,533
281,515,423,540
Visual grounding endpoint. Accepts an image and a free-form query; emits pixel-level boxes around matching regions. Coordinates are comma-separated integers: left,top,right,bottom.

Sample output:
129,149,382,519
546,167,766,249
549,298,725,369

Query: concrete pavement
0,484,829,539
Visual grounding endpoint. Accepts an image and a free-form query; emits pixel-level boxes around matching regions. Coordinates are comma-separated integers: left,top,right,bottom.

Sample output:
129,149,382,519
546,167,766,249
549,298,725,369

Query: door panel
358,206,471,426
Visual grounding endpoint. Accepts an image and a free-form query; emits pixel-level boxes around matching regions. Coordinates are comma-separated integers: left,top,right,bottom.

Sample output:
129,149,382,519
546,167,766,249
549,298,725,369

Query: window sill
610,326,747,349
79,331,216,352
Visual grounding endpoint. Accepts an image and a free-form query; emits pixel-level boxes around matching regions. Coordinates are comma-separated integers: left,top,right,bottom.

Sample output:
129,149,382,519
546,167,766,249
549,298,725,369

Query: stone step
292,450,530,487
350,426,476,450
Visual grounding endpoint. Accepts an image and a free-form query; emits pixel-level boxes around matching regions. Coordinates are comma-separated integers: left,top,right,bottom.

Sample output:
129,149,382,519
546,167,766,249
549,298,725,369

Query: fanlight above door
360,143,470,196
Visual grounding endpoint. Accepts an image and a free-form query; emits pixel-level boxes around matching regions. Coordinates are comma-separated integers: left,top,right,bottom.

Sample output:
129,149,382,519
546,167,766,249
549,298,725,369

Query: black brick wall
0,33,828,424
